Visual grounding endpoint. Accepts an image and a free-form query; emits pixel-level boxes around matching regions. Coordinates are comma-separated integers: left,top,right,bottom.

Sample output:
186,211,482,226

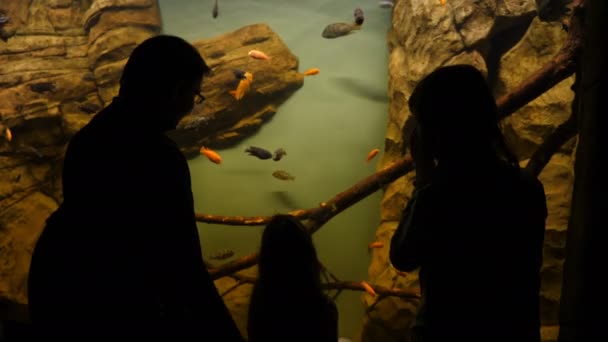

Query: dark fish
208,248,234,260
272,148,287,161
321,22,361,39
29,82,56,93
233,69,246,80
0,14,9,28
212,0,219,18
354,8,364,25
272,170,295,181
245,146,273,160
378,0,394,8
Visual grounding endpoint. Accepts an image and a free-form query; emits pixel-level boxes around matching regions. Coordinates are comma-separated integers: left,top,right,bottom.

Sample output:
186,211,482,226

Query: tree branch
225,273,420,299
201,0,586,299
524,68,580,178
206,156,414,279
496,0,585,119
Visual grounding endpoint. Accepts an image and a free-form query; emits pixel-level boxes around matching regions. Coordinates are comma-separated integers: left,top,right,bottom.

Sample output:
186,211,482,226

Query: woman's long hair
407,64,519,169
252,214,323,302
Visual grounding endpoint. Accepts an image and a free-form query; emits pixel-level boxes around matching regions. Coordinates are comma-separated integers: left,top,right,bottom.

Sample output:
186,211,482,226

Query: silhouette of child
248,214,338,342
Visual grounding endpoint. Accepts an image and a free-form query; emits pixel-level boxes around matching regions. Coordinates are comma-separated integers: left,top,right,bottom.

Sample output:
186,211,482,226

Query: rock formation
361,1,574,342
0,0,302,323
171,23,304,157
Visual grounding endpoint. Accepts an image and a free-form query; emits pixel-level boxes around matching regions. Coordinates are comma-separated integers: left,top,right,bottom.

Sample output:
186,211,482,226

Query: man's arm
157,142,243,341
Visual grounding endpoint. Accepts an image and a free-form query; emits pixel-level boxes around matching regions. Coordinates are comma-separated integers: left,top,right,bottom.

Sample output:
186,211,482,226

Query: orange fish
5,127,12,142
200,146,222,164
303,68,320,76
440,0,446,5
243,71,253,83
361,281,377,297
248,49,270,60
368,241,384,249
229,78,251,100
366,148,380,162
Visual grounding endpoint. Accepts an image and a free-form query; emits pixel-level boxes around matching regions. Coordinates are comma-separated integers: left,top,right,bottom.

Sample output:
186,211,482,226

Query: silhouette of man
27,35,244,341
390,65,547,342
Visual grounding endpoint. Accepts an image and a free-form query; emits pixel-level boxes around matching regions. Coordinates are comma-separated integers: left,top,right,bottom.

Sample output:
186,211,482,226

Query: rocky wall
360,1,574,342
0,0,162,321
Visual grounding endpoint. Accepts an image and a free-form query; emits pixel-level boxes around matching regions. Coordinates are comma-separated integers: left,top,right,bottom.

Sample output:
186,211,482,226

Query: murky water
159,0,392,338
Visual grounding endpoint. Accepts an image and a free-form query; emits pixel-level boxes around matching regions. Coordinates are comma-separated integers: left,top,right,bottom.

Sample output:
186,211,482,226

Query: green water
159,0,392,338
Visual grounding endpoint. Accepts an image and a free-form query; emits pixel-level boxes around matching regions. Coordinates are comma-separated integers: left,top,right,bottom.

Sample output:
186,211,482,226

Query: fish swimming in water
0,14,9,28
368,241,384,249
272,148,287,161
1,122,12,142
200,146,222,164
245,146,273,160
378,0,394,8
366,148,380,162
229,70,253,100
354,8,364,25
361,281,377,297
208,248,234,260
302,68,320,76
272,170,295,181
248,49,271,60
243,71,253,83
233,69,246,80
321,22,361,39
229,78,251,100
0,14,9,42
212,0,219,18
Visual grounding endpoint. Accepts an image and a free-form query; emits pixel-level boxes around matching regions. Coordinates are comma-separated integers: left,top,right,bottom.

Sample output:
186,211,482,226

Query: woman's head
257,214,321,291
408,64,514,165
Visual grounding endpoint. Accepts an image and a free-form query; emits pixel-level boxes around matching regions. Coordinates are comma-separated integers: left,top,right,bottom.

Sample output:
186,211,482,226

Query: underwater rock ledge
171,23,304,158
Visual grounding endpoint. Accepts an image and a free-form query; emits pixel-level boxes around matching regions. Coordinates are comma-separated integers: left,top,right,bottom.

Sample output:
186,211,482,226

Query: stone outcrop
171,23,304,157
0,0,303,326
361,1,574,341
0,0,161,321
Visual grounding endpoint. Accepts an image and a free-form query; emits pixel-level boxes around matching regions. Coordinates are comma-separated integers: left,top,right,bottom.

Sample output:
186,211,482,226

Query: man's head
118,35,210,131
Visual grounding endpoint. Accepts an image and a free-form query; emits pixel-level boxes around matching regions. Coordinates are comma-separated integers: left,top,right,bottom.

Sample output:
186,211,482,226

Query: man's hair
119,35,210,98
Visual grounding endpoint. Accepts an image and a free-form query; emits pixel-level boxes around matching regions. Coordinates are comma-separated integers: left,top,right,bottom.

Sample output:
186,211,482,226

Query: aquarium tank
0,0,589,341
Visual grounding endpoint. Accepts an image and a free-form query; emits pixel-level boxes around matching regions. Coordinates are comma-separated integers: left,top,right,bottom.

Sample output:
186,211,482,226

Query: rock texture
0,0,161,321
361,1,574,341
0,0,303,326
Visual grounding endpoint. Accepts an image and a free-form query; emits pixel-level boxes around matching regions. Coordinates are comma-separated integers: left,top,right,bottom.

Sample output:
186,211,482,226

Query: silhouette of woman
390,64,547,342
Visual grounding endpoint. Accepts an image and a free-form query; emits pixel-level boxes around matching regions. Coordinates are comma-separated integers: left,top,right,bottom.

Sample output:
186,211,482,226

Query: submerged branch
524,66,581,178
306,156,414,234
201,0,586,298
225,273,420,299
206,155,414,279
496,0,585,119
